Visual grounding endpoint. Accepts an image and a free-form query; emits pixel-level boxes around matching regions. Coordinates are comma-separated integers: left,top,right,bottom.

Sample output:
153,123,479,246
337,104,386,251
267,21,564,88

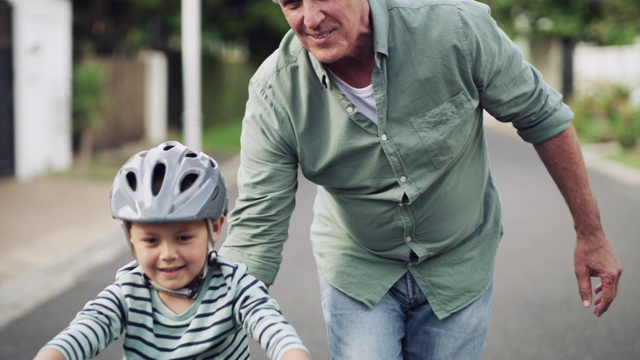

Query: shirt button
400,176,407,183
381,134,388,141
346,106,354,113
406,236,412,242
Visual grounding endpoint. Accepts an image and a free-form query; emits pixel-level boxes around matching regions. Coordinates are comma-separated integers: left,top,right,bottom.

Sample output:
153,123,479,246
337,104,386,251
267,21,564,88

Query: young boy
34,141,311,360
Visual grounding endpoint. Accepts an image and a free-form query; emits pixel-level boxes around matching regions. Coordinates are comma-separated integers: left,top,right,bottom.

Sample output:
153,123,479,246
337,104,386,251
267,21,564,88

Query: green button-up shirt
220,0,573,319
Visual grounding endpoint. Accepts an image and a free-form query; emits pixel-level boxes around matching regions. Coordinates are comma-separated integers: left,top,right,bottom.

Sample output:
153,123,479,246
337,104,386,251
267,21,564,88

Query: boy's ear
212,216,225,232
121,221,136,257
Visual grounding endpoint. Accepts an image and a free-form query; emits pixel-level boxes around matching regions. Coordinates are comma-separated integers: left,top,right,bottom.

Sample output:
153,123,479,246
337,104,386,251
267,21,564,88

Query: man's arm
533,125,623,317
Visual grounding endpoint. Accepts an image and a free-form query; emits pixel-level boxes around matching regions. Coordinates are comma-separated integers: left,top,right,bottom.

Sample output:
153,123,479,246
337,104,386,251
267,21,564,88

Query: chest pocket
409,91,478,170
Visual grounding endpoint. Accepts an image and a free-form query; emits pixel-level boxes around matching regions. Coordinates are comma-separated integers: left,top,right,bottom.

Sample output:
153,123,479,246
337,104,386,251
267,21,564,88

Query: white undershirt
328,70,378,125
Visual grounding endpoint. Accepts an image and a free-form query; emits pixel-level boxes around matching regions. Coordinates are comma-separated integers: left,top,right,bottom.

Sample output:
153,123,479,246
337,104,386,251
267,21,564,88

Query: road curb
0,227,126,329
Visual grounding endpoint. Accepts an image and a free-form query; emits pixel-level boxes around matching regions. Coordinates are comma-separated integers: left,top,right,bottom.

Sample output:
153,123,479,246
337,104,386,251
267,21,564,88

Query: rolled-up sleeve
460,1,573,144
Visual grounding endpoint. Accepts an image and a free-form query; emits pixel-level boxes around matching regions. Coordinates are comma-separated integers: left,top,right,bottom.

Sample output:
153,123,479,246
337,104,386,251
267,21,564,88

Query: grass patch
202,121,243,152
607,150,640,170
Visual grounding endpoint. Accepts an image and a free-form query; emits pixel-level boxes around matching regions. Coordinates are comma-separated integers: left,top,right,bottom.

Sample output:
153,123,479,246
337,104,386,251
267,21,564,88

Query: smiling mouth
308,31,332,41
159,265,185,274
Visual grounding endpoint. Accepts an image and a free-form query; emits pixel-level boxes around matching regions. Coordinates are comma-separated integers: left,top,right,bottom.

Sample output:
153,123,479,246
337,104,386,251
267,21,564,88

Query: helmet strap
205,218,216,251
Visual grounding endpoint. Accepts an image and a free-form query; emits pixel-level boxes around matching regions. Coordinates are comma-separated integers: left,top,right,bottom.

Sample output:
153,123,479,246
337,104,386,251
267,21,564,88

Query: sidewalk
0,146,241,329
484,118,640,188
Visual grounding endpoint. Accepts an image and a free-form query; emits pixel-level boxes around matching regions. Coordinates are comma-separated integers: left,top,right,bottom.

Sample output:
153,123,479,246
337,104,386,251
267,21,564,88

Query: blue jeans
319,272,493,360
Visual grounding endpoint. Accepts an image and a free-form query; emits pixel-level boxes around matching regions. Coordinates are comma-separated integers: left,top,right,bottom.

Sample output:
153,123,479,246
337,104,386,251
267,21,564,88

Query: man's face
277,0,370,64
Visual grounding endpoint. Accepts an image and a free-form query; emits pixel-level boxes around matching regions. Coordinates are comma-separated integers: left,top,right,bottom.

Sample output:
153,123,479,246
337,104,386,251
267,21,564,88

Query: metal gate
0,0,14,177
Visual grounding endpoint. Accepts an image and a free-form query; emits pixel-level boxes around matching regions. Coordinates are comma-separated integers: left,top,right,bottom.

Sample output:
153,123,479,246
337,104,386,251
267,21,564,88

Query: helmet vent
210,187,220,202
186,152,197,158
163,144,175,151
209,159,217,168
152,163,166,196
180,173,199,192
126,172,137,191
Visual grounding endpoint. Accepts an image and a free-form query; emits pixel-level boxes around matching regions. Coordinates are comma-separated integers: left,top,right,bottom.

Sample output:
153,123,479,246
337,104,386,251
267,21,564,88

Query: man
220,0,623,358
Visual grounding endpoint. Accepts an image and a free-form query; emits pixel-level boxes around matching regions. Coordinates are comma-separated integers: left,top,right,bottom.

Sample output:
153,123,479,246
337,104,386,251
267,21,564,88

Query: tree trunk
77,125,94,169
561,38,575,100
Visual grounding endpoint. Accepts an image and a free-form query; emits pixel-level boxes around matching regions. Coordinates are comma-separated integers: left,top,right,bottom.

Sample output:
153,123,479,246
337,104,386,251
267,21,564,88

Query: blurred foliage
481,0,640,45
71,0,287,141
73,59,112,166
72,0,288,61
201,0,290,60
72,60,109,132
72,0,177,55
570,83,640,149
202,56,257,127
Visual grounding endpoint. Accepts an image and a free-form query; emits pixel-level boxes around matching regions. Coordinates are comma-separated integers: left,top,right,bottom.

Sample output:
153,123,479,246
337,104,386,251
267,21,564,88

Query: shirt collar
369,0,389,57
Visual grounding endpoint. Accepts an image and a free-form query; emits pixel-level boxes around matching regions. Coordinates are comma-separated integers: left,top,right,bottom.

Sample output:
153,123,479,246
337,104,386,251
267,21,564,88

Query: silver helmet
110,141,227,222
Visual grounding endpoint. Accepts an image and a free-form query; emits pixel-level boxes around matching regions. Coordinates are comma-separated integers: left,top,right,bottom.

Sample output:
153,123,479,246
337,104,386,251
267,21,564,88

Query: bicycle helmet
110,141,228,223
110,141,227,299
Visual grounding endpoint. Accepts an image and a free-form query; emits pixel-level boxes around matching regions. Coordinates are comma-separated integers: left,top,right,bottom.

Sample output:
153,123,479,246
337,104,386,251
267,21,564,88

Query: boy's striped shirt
43,257,307,359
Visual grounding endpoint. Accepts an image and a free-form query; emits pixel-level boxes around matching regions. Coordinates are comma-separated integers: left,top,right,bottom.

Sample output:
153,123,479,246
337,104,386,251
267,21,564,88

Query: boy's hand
281,348,311,360
33,348,65,360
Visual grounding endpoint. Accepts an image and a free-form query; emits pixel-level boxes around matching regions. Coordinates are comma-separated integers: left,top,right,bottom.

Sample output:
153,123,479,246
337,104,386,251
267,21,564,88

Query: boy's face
129,220,212,292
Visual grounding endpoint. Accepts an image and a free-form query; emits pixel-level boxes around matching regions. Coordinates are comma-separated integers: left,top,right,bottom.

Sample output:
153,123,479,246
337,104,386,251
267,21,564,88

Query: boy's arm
33,348,65,360
35,283,127,359
230,264,309,359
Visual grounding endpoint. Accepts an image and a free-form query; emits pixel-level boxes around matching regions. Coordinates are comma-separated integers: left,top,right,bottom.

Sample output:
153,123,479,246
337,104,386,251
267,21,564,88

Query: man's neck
326,0,375,88
326,56,375,88
326,28,375,87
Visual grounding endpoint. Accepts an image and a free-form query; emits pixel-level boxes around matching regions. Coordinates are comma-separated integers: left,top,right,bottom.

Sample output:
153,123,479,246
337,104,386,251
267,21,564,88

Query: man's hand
533,125,623,317
574,230,622,317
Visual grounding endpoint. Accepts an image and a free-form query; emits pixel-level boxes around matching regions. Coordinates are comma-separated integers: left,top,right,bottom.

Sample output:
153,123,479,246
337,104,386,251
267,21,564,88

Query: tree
481,0,640,97
201,0,289,61
70,0,290,152
72,0,288,61
72,59,110,168
72,0,178,55
483,0,640,45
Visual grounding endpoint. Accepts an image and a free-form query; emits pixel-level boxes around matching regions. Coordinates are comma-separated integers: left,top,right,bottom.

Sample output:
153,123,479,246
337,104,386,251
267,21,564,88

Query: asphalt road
482,128,640,360
3,126,639,359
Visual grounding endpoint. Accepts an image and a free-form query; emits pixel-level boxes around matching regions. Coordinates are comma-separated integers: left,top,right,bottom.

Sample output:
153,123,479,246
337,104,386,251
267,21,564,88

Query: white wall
516,37,640,106
574,39,640,105
10,0,72,181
